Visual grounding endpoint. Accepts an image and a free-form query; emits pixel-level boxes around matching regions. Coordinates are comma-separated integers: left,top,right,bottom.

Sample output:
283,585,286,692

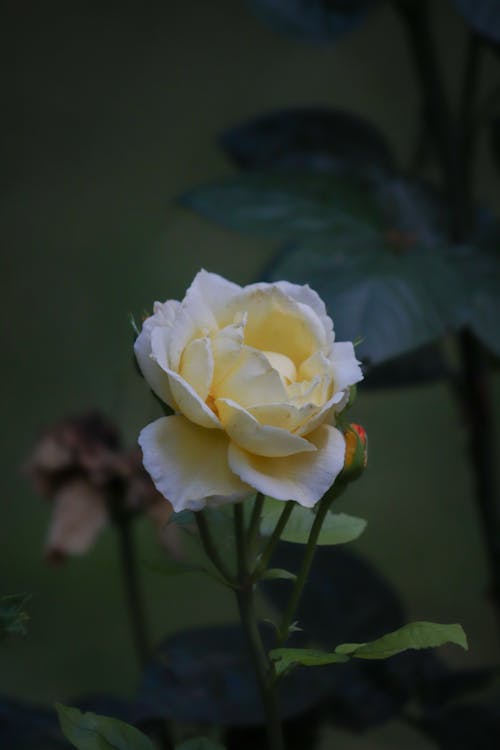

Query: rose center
262,350,297,384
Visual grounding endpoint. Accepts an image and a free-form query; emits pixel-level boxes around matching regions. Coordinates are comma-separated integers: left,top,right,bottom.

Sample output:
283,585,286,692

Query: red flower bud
342,423,368,480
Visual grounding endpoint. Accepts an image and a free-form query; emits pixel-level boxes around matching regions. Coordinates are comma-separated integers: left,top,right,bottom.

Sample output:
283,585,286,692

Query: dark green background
2,2,499,747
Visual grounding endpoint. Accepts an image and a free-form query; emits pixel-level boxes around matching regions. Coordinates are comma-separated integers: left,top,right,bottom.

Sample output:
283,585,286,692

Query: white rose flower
136,270,363,512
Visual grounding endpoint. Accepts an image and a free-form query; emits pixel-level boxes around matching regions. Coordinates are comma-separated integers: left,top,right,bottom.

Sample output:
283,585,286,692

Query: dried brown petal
45,478,108,563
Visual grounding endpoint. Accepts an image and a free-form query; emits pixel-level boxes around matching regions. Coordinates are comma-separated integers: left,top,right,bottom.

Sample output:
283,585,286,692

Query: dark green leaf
363,343,450,389
244,0,379,42
220,108,394,173
262,568,297,581
0,593,31,640
180,172,382,240
270,647,349,676
267,236,466,365
134,625,330,726
176,740,225,750
452,0,500,43
335,622,468,660
261,498,366,545
56,704,154,750
451,245,500,357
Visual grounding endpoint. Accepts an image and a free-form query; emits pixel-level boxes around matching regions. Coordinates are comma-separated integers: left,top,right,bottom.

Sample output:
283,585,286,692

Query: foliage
56,704,154,750
181,98,500,369
270,621,467,676
0,594,31,641
261,498,366,545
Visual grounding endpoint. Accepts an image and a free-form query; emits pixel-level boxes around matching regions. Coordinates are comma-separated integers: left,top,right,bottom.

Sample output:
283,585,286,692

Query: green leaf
262,568,297,582
180,172,382,240
261,498,366,545
244,0,379,43
270,622,467,676
56,704,154,750
335,622,468,660
176,739,226,750
267,236,466,365
220,107,395,173
270,647,349,676
0,593,31,640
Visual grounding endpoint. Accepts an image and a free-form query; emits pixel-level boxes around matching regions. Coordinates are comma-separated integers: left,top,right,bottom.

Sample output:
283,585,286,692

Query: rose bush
135,270,363,511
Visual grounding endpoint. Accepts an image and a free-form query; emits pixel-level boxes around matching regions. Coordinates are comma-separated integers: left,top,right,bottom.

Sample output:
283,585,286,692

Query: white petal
151,328,219,427
150,299,181,327
228,424,346,508
216,346,288,407
180,337,214,402
134,303,180,408
274,280,335,344
168,370,221,429
330,342,364,392
217,398,316,457
139,416,251,512
166,303,215,373
188,269,242,323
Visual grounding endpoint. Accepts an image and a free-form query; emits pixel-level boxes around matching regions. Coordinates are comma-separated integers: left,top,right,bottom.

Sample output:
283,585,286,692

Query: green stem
234,503,248,575
195,510,234,583
247,492,265,557
251,502,294,582
276,488,342,646
233,502,284,750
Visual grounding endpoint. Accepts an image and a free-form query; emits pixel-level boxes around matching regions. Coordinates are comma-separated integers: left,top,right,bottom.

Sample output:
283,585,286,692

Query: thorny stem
251,502,295,582
247,492,265,557
233,505,285,750
195,509,234,583
276,488,342,647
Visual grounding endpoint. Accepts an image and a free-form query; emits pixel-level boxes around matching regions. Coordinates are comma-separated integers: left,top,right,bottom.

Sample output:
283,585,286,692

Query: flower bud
342,423,368,480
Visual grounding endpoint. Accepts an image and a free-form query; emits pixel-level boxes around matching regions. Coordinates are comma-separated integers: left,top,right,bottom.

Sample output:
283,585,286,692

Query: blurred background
2,1,499,748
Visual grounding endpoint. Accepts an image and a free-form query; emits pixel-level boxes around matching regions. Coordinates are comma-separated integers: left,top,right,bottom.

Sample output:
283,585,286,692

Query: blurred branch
114,513,151,667
396,1,500,627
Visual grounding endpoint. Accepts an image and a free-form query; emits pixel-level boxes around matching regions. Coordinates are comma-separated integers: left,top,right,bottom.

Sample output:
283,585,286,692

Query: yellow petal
247,402,318,432
179,337,214,402
139,415,251,511
215,346,288,407
228,424,346,508
217,398,316,457
211,320,245,389
224,285,327,366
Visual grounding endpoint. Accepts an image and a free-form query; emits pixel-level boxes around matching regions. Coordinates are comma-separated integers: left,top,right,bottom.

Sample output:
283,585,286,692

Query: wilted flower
135,270,363,511
25,412,179,563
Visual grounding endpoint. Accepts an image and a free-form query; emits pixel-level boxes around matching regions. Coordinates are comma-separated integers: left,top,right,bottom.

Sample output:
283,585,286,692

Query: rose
135,270,363,511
